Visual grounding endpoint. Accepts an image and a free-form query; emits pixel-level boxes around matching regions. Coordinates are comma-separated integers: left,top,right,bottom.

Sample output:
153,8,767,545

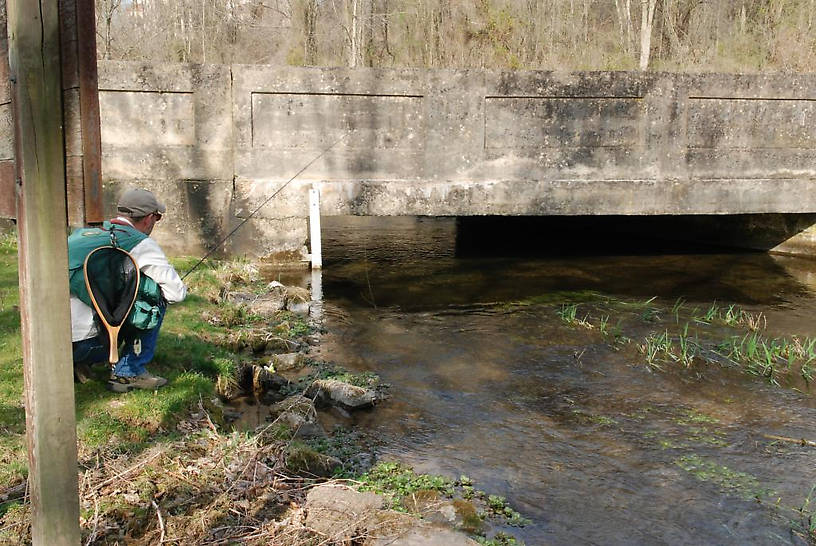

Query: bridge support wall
92,62,816,259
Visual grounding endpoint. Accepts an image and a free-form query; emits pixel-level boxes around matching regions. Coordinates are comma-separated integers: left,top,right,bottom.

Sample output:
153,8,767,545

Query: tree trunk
365,0,374,66
349,0,359,67
304,0,318,65
201,0,206,63
382,0,394,62
639,0,658,70
615,0,634,55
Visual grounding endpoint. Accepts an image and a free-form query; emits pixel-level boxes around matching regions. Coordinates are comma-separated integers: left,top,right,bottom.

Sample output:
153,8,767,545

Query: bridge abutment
82,62,816,260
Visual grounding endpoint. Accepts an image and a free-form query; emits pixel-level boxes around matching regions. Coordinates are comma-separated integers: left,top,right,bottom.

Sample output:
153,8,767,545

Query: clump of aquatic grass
357,462,529,532
716,333,816,386
639,330,673,369
607,320,632,348
796,484,816,541
691,302,766,331
556,304,593,329
671,297,685,323
676,323,699,366
695,302,720,324
674,454,772,501
638,324,701,369
640,306,661,323
598,315,610,335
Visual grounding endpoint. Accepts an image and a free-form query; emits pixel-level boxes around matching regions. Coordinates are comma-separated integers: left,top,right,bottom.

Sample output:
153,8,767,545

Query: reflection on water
319,216,816,545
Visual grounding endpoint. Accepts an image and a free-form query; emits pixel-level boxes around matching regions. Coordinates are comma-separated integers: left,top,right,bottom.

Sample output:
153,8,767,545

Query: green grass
0,233,24,488
356,461,529,535
0,235,278,489
357,461,455,510
716,332,816,386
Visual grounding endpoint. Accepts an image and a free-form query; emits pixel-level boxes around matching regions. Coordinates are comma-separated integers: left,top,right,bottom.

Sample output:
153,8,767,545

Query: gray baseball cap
117,188,166,218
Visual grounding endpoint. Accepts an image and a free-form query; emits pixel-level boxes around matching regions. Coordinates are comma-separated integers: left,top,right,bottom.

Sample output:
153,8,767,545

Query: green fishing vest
68,222,163,330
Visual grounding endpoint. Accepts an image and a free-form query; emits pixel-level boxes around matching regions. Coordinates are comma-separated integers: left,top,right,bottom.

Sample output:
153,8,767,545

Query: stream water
313,216,816,545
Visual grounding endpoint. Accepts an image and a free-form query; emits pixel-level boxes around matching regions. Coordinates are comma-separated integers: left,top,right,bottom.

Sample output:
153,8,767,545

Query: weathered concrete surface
90,63,816,258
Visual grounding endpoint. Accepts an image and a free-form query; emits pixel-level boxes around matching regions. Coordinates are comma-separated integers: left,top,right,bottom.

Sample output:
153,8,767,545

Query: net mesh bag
83,246,140,363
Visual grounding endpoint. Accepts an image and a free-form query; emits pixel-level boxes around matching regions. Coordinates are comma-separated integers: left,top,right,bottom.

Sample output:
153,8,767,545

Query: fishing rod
181,131,352,280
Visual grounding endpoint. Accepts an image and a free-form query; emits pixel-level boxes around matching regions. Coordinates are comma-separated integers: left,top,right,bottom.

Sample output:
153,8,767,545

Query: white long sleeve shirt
70,217,187,342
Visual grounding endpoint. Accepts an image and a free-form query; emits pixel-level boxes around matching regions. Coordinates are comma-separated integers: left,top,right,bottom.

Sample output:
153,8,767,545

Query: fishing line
181,131,352,280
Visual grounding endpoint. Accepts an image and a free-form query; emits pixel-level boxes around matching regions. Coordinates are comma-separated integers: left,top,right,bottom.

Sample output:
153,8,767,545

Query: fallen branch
763,434,816,447
151,500,166,543
91,450,164,492
84,495,100,546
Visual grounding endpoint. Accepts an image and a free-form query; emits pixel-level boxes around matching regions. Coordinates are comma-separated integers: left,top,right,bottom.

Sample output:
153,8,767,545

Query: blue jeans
72,305,166,378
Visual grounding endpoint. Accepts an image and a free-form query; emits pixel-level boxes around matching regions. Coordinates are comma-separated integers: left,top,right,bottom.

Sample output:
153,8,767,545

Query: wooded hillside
97,0,815,72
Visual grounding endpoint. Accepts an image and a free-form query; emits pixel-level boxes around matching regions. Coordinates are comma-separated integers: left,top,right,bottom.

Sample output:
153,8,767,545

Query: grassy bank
0,232,307,482
0,232,317,540
0,233,528,545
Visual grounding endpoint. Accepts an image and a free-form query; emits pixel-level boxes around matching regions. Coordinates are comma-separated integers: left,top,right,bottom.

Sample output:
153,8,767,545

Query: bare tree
96,0,122,60
93,0,816,73
615,0,634,55
639,0,659,69
349,0,360,67
303,0,319,64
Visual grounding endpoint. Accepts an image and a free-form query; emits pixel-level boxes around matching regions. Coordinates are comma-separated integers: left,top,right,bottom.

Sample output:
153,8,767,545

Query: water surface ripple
319,217,816,545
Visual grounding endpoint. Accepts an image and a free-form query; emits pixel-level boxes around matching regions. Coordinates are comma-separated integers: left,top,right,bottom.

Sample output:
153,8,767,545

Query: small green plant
676,323,700,367
598,315,610,336
609,321,632,348
674,454,772,501
641,307,660,322
640,330,674,369
357,462,454,509
722,304,740,326
796,484,816,539
476,532,523,546
557,304,593,329
694,302,719,324
557,303,578,324
672,297,685,323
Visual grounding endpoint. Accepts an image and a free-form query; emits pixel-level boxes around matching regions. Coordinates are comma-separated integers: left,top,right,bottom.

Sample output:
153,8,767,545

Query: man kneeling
69,188,187,392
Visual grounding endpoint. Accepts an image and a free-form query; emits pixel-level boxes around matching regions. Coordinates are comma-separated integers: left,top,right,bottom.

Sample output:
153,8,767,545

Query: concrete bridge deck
74,63,816,258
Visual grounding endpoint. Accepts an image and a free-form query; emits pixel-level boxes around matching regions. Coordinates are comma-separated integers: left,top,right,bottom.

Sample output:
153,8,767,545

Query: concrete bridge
91,62,816,259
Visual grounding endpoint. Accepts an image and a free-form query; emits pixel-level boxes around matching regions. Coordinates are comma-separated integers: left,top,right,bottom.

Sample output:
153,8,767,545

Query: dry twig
763,433,816,447
151,500,166,543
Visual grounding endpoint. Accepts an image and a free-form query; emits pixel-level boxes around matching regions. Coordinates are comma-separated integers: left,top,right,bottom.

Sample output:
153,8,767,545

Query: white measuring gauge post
309,185,323,269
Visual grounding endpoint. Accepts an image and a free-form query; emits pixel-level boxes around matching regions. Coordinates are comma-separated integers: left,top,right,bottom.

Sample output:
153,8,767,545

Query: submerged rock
306,378,377,410
269,352,306,372
270,395,316,428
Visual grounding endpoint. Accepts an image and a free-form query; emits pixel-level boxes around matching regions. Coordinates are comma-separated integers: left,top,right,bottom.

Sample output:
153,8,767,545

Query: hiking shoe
74,362,93,384
107,372,168,392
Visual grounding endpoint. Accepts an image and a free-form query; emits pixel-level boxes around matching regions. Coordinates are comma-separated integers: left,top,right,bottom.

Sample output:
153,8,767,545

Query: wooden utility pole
7,0,81,543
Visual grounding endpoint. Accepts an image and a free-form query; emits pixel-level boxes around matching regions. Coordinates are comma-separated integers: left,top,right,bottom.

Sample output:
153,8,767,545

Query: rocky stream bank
0,262,525,545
